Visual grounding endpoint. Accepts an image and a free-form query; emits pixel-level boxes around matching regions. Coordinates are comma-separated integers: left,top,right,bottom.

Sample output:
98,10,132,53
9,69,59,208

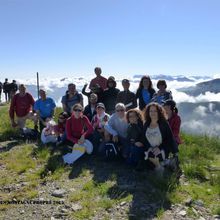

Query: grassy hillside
0,104,220,219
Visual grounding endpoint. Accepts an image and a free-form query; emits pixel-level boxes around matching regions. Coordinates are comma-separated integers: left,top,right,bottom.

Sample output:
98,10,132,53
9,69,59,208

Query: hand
152,147,161,156
78,135,85,145
135,142,143,147
97,127,104,133
113,135,118,143
11,120,18,128
149,157,160,168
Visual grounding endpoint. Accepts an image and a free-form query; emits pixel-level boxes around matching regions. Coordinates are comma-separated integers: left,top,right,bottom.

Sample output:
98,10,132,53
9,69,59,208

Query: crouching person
9,84,38,129
141,103,178,172
91,103,110,153
41,112,69,145
102,103,129,159
41,118,57,144
126,109,145,166
62,104,94,165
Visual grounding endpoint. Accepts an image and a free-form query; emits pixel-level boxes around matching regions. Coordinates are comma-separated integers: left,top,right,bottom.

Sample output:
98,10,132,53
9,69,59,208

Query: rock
120,201,126,206
20,210,25,214
185,198,193,206
207,189,211,193
61,208,68,213
65,204,71,209
69,188,76,192
71,204,83,211
178,210,187,217
213,215,220,219
199,217,206,220
51,189,66,198
194,200,204,207
192,207,198,215
33,211,37,214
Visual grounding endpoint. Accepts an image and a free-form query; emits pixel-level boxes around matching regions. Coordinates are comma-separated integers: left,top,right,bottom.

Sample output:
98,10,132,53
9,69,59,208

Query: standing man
116,79,137,111
89,67,108,91
9,84,37,129
9,80,18,101
3,78,10,102
34,88,56,131
0,81,2,102
61,83,83,116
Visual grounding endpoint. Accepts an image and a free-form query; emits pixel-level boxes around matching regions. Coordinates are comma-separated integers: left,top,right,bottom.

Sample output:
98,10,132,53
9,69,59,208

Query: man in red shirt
9,84,37,129
89,67,108,91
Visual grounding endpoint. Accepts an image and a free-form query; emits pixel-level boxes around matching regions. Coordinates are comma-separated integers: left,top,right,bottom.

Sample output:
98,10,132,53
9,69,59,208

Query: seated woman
91,103,110,153
63,104,94,164
151,80,172,105
163,99,182,146
142,102,178,171
126,109,145,166
54,111,69,146
104,103,129,158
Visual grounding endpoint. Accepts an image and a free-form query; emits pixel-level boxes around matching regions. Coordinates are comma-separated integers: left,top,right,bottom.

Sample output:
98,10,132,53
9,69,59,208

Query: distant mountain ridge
133,74,211,82
179,78,220,96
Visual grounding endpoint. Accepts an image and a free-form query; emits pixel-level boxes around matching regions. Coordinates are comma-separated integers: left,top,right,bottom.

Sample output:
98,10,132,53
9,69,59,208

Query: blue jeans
127,144,145,166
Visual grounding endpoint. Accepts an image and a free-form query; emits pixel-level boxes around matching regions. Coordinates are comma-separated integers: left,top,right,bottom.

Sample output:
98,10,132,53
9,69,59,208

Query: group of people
8,67,181,171
0,78,18,103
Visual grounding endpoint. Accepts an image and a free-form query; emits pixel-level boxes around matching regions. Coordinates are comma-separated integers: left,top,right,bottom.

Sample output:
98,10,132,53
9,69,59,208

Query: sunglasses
73,109,82,112
116,109,125,112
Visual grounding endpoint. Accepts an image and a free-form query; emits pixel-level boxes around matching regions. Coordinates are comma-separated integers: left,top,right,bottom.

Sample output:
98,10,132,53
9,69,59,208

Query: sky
0,0,220,80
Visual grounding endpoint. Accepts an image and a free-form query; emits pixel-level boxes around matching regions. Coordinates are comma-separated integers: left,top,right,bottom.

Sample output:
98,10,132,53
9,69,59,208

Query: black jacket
142,120,178,157
116,90,137,110
136,88,155,110
127,122,143,144
103,88,120,114
83,104,97,122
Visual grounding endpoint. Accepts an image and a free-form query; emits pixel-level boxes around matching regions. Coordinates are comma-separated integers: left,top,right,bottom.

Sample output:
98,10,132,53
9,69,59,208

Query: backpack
104,142,119,161
21,128,39,142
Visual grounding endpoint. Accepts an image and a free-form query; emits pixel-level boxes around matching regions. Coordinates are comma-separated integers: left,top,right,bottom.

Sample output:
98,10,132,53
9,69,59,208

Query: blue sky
0,0,220,79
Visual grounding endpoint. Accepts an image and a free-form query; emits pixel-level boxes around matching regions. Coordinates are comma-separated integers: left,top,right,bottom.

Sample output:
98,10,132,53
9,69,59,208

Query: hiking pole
37,72,40,99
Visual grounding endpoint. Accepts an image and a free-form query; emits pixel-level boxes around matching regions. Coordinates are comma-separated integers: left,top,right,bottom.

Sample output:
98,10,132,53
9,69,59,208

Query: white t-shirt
145,126,162,147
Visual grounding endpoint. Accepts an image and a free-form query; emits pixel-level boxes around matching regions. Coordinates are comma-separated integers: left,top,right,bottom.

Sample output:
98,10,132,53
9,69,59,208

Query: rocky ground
0,141,220,220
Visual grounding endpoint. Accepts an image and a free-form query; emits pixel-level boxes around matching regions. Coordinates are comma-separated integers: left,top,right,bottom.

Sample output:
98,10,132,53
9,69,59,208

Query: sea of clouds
1,74,220,136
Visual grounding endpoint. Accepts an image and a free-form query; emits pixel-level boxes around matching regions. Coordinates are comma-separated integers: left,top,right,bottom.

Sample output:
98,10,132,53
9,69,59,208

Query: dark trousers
127,144,145,166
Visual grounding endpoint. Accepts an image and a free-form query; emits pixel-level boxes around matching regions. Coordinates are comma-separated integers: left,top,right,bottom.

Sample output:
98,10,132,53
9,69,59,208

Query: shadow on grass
68,154,179,219
0,140,20,153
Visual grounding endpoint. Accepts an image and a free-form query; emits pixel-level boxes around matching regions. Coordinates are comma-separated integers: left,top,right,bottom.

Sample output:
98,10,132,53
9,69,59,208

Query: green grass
69,179,133,219
168,133,220,214
4,145,37,174
0,105,220,218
